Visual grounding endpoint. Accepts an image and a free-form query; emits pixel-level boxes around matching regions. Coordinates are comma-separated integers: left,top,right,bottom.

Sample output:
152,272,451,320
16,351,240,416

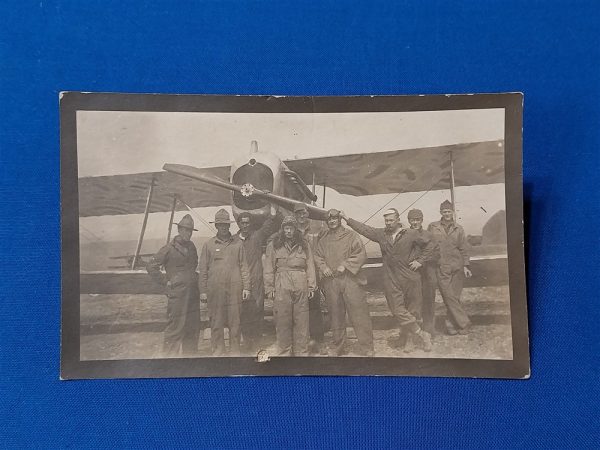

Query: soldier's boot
457,321,472,335
415,328,433,352
445,319,458,336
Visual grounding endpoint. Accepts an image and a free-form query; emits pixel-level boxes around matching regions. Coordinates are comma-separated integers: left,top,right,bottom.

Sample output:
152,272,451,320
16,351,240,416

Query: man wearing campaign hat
263,215,317,356
427,200,472,335
198,208,251,356
147,214,201,356
314,209,373,356
341,208,436,351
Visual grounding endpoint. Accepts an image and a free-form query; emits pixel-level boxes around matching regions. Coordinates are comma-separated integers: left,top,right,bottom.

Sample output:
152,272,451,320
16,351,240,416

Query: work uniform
298,223,327,345
414,228,439,334
264,236,317,356
199,233,250,356
346,218,436,329
427,220,471,330
147,235,200,356
314,226,373,356
237,214,282,351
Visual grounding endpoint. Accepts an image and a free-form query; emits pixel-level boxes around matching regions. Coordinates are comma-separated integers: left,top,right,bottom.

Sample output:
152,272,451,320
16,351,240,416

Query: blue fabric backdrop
1,1,598,448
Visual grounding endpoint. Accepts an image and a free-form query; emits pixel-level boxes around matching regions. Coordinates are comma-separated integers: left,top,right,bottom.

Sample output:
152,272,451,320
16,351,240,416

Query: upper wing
78,167,231,217
79,140,504,217
285,140,505,196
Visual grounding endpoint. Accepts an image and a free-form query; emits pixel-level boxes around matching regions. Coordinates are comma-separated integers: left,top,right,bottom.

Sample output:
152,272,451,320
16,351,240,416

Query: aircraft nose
240,183,255,197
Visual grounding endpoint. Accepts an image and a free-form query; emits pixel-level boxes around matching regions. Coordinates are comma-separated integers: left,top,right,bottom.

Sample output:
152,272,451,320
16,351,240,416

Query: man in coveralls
427,200,473,335
198,209,250,356
407,208,439,335
341,208,435,352
236,208,282,353
293,203,327,355
147,214,200,357
314,209,374,356
263,216,317,356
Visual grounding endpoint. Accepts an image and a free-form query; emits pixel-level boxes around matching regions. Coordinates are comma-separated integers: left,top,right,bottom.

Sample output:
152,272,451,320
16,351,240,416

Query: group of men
147,199,472,357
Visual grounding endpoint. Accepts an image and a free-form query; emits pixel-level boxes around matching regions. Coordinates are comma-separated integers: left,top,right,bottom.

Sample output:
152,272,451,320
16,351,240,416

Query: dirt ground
80,286,512,361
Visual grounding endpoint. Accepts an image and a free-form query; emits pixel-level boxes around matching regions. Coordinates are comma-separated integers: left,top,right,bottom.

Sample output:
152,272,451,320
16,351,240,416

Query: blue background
1,1,599,448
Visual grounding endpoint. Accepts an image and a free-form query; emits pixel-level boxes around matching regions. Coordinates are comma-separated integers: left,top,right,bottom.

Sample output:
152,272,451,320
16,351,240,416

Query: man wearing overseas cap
235,207,283,354
147,214,201,356
427,200,472,335
293,202,327,355
341,208,436,352
263,215,317,356
407,209,440,337
198,208,251,356
314,209,374,356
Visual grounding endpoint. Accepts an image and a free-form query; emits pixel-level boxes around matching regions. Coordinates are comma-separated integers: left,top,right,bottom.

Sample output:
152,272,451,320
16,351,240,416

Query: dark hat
327,208,341,218
210,208,234,224
293,203,308,213
281,215,298,228
237,211,252,223
175,214,197,231
407,209,423,220
440,200,453,211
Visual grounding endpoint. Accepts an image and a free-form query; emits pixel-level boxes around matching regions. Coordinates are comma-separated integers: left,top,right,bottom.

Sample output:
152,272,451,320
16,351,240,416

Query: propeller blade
163,164,241,193
163,163,329,221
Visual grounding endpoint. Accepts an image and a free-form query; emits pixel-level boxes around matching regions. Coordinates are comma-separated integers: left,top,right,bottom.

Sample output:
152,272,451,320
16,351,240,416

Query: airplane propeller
163,163,329,220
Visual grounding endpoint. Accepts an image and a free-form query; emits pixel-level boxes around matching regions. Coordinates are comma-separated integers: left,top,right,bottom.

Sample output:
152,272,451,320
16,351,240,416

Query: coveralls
346,218,436,331
199,233,250,356
237,213,282,351
314,226,374,356
298,224,327,344
411,227,440,334
264,236,317,356
147,235,200,356
427,220,471,330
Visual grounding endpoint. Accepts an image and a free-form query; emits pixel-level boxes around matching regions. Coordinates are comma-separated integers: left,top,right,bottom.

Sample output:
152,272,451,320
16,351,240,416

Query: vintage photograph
61,93,528,378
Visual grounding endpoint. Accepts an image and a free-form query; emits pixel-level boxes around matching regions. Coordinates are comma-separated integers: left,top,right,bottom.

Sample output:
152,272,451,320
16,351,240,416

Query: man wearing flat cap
236,207,283,354
407,209,439,336
198,208,251,356
341,208,436,351
147,214,201,356
314,209,373,356
427,200,472,335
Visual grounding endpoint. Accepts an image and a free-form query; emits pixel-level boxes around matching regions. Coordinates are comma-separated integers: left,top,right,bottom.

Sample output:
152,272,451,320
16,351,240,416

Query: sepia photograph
61,93,528,379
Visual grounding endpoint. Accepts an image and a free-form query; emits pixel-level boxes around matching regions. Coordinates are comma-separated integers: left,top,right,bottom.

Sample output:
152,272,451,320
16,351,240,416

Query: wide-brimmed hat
175,214,198,231
210,208,234,224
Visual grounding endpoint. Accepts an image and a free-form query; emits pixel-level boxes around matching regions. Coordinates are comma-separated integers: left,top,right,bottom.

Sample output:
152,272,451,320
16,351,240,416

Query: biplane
79,139,509,295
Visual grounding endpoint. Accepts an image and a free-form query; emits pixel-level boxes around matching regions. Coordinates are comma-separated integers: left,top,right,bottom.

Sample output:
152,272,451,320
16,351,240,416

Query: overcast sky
77,108,505,245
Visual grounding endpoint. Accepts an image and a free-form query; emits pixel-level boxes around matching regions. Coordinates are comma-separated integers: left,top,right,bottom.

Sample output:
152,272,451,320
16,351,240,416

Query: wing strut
166,195,178,244
131,176,156,270
311,172,316,205
449,151,456,213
